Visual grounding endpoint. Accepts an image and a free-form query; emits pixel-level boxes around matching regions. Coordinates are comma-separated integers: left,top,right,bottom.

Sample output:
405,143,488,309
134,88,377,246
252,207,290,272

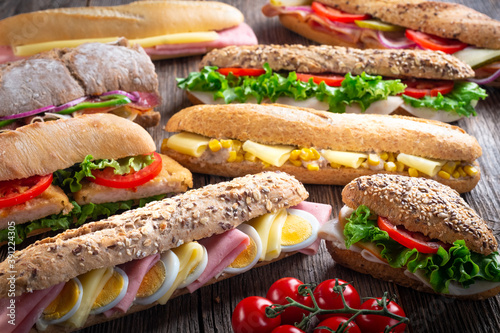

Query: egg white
224,224,263,274
280,209,320,252
90,267,129,315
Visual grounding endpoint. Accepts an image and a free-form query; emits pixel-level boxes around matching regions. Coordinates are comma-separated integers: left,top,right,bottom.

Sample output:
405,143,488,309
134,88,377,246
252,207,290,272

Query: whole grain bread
199,44,474,80
0,172,308,297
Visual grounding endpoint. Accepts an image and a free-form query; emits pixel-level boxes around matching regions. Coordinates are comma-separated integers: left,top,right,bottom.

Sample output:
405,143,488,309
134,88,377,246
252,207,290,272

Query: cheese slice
242,140,294,167
248,210,283,261
265,209,288,261
166,132,210,158
397,153,445,177
321,150,368,168
14,37,120,57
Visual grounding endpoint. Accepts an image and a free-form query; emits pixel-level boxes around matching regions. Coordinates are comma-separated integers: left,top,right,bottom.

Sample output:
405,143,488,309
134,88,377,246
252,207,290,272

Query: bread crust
0,114,156,181
199,44,474,80
0,172,308,297
342,174,497,254
0,1,244,46
165,104,482,163
319,0,500,50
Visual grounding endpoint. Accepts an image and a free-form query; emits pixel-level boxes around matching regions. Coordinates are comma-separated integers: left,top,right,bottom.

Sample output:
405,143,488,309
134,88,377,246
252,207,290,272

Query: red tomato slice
405,30,468,54
377,216,444,254
402,79,454,98
311,2,370,23
0,174,53,209
218,68,266,77
296,73,344,87
89,152,162,189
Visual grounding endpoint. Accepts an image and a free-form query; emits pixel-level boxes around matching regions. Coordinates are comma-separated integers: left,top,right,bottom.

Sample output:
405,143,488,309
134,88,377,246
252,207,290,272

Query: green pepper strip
55,94,131,115
0,119,16,128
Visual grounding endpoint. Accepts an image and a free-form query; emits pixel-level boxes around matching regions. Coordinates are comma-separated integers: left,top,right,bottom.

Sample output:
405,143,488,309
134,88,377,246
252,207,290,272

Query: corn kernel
441,161,457,175
395,161,405,172
452,171,460,179
458,167,467,178
220,139,232,149
368,154,380,166
408,168,419,177
464,165,479,177
310,148,321,160
307,164,319,171
387,152,395,163
245,152,257,162
300,148,312,161
227,151,237,163
289,159,302,167
438,170,451,179
208,139,222,152
232,140,242,152
235,153,244,163
384,162,397,172
379,152,388,161
330,162,341,169
289,149,301,160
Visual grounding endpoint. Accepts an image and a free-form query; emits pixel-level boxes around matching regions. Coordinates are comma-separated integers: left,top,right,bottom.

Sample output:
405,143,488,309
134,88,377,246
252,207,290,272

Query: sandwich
0,172,331,332
0,39,162,130
318,174,500,300
161,103,482,193
0,113,192,245
262,0,500,86
177,44,487,122
0,1,257,63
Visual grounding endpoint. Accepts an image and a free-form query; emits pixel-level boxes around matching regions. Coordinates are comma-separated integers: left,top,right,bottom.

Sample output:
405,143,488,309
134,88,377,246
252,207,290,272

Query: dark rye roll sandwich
0,172,332,332
0,39,161,130
178,44,486,122
262,0,500,86
0,114,192,245
162,103,481,193
318,174,500,300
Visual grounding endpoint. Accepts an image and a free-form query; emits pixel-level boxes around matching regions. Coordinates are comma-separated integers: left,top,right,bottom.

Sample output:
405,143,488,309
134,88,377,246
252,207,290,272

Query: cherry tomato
378,216,449,254
232,296,281,333
266,278,313,325
356,298,406,333
405,29,468,54
296,73,344,87
311,2,370,23
314,316,361,333
271,325,306,333
89,152,162,189
313,279,361,321
402,79,454,98
0,174,53,209
218,68,266,77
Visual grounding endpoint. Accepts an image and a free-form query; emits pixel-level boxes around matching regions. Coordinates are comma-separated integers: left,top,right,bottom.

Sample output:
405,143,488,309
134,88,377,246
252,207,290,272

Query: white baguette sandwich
0,39,161,130
178,44,487,122
0,1,257,63
0,172,331,332
318,174,500,300
161,103,482,193
0,113,192,245
262,0,500,86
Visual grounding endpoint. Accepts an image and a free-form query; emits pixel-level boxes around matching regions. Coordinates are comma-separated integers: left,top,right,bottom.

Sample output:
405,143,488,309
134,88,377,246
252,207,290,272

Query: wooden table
1,0,499,332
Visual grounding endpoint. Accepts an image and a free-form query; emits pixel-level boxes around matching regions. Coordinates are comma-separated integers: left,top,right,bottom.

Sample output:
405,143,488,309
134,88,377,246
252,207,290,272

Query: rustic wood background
1,0,499,332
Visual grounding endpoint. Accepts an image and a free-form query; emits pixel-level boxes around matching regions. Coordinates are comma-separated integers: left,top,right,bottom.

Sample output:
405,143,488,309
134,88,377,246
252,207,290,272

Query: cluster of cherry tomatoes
232,277,407,333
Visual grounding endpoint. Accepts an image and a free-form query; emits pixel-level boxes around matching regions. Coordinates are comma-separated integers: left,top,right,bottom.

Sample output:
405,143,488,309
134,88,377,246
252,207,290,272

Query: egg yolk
43,279,80,321
92,270,124,310
136,261,166,298
281,214,312,246
229,238,257,268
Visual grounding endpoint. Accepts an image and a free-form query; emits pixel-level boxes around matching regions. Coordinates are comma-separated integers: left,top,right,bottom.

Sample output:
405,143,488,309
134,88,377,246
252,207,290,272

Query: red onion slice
51,97,88,113
100,90,139,102
377,31,417,49
282,6,314,13
0,105,55,121
468,68,500,85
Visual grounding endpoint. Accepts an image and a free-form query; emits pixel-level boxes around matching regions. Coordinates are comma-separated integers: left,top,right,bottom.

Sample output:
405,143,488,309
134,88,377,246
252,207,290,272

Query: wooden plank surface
1,0,499,332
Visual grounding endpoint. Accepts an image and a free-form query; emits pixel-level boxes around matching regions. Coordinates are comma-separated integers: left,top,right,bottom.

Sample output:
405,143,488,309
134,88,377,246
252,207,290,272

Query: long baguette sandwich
318,174,500,300
0,1,257,63
0,172,332,332
162,103,481,193
262,0,500,86
178,44,487,122
0,39,162,130
0,113,192,246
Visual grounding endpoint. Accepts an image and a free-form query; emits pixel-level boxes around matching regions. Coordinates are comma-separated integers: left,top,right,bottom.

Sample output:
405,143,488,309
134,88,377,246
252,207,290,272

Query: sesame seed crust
342,174,497,255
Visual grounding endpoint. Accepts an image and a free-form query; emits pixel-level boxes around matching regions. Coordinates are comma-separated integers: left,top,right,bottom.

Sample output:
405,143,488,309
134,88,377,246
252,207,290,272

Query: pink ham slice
186,229,250,293
291,201,332,256
0,46,23,64
104,253,160,317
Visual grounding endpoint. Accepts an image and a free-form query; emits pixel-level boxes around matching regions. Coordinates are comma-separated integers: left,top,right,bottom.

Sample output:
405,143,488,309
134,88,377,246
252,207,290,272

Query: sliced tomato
218,68,266,77
377,216,446,254
296,73,344,87
402,79,454,98
0,174,53,209
89,152,162,189
405,30,468,54
311,2,370,23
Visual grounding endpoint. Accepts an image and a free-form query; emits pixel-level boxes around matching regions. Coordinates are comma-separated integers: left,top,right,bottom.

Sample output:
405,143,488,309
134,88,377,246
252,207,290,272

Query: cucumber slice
354,19,404,32
454,48,500,69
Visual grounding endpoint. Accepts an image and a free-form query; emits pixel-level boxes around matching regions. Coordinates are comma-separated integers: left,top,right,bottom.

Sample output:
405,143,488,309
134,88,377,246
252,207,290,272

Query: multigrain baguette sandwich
0,1,257,63
178,44,487,122
318,174,500,300
262,0,500,86
0,172,332,332
0,113,192,245
0,39,161,130
162,103,482,193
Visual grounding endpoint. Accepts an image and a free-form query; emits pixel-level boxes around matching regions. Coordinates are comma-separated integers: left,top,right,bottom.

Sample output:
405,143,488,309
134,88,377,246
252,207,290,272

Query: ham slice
0,46,23,64
291,201,332,255
186,229,250,293
104,254,160,317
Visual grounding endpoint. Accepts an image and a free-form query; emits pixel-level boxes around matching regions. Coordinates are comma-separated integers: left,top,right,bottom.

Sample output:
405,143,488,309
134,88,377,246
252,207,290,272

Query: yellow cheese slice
321,150,368,168
242,140,294,167
265,209,288,261
248,210,286,261
14,37,120,57
166,132,210,158
397,153,445,177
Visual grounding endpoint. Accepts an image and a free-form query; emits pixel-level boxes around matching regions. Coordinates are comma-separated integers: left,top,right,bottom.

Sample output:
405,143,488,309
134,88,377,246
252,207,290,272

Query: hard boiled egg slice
90,267,129,315
280,209,320,252
178,245,208,289
134,250,180,305
224,224,263,274
37,278,83,326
